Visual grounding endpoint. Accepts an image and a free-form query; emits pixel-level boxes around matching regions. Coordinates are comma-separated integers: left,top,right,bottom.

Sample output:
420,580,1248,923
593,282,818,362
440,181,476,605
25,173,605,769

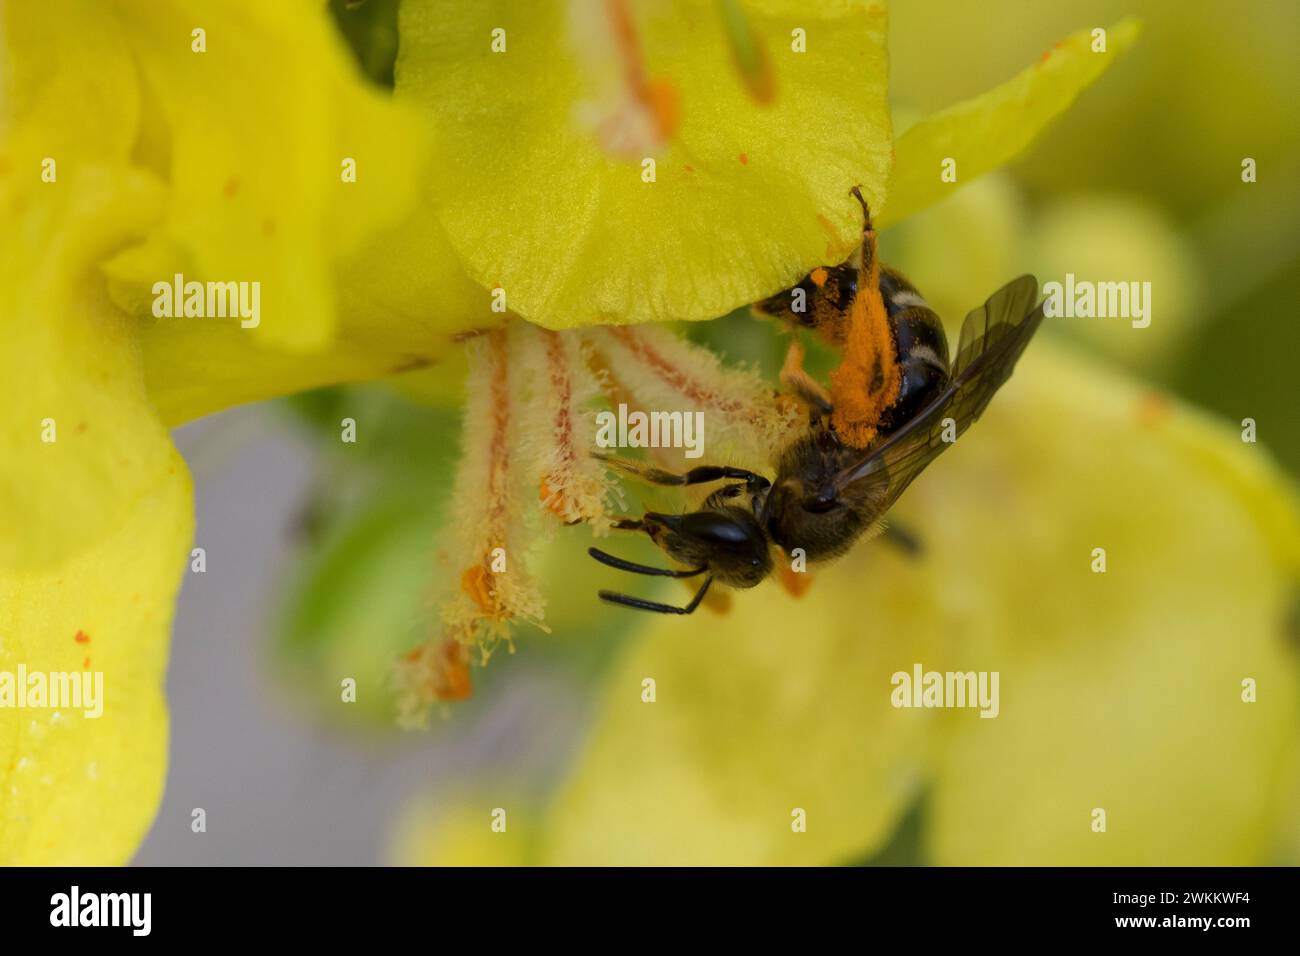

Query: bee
588,189,1045,614
753,187,955,444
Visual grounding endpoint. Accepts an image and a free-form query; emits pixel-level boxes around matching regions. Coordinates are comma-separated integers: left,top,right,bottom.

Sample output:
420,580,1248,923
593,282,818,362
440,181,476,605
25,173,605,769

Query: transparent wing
831,275,1043,509
952,274,1040,380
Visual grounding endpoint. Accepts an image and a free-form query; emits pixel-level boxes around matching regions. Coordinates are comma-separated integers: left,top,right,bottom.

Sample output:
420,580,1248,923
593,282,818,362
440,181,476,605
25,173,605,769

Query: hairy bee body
761,426,874,562
756,254,951,438
588,191,1044,616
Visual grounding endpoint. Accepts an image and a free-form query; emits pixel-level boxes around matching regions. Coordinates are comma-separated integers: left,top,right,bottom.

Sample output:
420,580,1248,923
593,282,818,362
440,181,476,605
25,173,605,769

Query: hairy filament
514,324,623,532
588,325,798,465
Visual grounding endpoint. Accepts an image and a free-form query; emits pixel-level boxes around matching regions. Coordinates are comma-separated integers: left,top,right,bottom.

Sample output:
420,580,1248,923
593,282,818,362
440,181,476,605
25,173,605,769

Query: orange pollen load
460,564,495,614
539,477,567,517
432,638,474,702
778,564,813,598
829,251,902,448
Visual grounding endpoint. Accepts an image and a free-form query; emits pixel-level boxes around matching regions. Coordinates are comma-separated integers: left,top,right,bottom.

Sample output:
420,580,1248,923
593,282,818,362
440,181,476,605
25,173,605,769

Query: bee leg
881,521,923,558
594,454,770,492
702,483,746,507
779,334,834,418
599,576,714,615
588,547,706,578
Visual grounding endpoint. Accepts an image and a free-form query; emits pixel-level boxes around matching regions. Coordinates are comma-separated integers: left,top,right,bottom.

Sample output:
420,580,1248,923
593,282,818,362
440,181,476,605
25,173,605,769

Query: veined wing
830,275,1043,509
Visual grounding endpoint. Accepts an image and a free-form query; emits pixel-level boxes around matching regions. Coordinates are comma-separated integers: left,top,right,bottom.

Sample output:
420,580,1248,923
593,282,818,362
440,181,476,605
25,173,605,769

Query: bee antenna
588,547,705,579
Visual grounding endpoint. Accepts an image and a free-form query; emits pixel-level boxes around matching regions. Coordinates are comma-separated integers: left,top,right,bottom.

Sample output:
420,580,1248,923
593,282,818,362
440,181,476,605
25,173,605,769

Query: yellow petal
1,6,192,862
6,0,487,428
536,343,1298,866
0,0,139,160
2,0,178,569
0,440,192,865
390,793,537,866
924,350,1299,865
113,200,489,425
75,1,491,424
882,18,1140,227
541,554,937,865
397,0,891,328
99,0,435,346
0,156,177,568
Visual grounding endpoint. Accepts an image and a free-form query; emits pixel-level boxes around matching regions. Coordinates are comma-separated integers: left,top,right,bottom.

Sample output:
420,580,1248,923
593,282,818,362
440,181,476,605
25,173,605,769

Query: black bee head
645,509,772,589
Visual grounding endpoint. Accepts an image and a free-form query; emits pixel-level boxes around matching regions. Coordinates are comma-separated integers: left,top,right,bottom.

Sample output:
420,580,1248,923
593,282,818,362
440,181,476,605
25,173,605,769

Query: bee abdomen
878,269,951,432
880,269,948,354
878,350,948,431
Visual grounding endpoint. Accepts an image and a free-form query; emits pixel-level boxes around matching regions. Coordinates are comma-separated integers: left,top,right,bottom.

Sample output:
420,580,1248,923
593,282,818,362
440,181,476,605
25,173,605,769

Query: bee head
644,509,772,589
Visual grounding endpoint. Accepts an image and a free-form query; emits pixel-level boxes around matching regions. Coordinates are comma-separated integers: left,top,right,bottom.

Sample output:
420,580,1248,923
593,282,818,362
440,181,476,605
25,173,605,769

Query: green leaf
273,388,461,725
276,494,446,726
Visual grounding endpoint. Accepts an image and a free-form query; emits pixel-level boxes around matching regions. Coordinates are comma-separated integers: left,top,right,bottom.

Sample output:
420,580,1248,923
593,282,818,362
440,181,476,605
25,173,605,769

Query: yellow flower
0,3,193,864
2,0,1168,865
0,0,468,862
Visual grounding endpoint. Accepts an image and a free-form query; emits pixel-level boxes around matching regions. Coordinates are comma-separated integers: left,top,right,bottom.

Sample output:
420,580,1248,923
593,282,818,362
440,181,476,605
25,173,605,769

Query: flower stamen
530,327,621,531
589,325,798,463
396,322,796,720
